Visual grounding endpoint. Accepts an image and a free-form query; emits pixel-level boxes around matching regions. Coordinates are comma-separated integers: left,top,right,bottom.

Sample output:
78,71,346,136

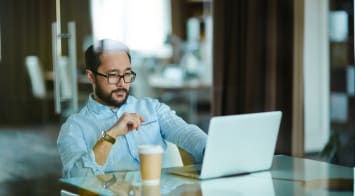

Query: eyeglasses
91,70,136,84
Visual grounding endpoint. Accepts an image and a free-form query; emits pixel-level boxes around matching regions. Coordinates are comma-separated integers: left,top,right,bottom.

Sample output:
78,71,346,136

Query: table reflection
75,171,276,195
60,155,354,195
93,171,197,196
199,172,274,196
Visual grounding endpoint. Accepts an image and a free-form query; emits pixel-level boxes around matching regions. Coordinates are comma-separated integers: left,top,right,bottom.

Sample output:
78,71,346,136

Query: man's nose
115,76,125,86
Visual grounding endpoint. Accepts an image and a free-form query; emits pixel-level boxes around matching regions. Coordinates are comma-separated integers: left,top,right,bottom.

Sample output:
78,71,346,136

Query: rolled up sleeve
57,123,106,178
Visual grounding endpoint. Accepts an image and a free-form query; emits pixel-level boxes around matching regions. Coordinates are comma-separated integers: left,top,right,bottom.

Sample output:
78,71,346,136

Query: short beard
95,85,129,108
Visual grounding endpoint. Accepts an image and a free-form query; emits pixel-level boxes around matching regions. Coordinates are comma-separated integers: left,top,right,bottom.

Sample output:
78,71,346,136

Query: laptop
169,111,282,180
200,172,275,195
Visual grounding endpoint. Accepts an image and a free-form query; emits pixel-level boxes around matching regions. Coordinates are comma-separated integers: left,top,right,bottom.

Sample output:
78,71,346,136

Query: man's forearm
93,139,114,165
93,130,119,165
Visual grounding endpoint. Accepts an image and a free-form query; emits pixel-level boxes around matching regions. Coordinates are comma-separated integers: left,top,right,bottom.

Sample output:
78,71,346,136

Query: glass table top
60,155,354,195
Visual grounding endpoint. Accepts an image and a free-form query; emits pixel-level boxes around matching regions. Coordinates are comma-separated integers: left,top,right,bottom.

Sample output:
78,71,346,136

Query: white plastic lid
138,145,163,154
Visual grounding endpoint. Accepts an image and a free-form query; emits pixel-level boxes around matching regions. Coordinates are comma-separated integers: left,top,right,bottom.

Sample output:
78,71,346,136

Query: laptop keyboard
174,164,202,174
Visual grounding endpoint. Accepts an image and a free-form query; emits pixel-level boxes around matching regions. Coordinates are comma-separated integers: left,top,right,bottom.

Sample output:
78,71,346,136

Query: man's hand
94,112,144,165
108,112,144,138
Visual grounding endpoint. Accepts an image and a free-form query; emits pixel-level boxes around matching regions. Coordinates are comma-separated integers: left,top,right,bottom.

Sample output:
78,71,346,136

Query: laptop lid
199,111,282,179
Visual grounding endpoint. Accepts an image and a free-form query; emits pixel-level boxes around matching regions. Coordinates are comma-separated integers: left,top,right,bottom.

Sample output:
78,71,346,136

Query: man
57,39,207,178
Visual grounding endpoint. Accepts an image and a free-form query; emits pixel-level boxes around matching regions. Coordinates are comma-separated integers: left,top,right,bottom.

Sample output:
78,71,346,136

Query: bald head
85,39,131,72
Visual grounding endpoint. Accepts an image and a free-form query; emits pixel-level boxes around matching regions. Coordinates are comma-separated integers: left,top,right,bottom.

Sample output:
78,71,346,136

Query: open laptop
169,111,282,180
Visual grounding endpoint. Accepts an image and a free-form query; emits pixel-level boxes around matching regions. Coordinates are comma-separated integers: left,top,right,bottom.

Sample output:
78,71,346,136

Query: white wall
304,0,330,152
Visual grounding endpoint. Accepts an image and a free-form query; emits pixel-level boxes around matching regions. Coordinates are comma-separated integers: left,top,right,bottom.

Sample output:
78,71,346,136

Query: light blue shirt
57,95,207,178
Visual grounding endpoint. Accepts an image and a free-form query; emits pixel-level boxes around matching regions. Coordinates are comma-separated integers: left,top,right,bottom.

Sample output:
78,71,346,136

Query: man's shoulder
59,107,96,136
62,106,92,125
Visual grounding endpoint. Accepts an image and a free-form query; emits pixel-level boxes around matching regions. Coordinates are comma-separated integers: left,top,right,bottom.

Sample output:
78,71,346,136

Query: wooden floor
0,123,62,195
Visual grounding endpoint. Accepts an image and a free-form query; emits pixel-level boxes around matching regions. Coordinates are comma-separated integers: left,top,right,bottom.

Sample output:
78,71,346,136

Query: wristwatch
100,131,116,144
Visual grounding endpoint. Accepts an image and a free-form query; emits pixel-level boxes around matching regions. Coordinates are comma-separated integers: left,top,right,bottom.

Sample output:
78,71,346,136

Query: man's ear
86,69,95,84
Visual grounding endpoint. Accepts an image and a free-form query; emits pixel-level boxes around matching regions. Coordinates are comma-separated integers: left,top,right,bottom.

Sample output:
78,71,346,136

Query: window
90,0,171,52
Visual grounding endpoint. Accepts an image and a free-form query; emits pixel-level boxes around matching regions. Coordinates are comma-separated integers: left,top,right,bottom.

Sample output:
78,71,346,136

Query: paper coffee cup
138,145,163,185
142,184,161,196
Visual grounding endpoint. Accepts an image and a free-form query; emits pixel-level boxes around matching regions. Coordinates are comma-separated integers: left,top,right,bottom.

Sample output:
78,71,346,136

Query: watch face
101,131,106,140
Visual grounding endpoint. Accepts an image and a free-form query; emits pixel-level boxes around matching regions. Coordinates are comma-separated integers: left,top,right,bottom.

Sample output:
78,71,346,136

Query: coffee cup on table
138,145,163,185
142,184,161,196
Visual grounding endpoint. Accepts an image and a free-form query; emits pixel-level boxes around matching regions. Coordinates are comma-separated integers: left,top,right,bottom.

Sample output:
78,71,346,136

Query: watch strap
101,131,116,144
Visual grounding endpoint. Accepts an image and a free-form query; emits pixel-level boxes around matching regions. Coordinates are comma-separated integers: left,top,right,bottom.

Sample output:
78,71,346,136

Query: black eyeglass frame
90,69,136,84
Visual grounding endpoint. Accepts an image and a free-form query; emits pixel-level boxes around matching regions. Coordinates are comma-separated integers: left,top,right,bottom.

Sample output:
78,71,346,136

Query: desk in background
45,71,90,84
148,75,211,129
59,155,354,195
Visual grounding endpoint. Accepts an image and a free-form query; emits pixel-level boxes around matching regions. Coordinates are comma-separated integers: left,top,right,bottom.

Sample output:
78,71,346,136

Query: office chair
25,56,52,121
25,55,78,120
25,56,47,99
165,141,184,167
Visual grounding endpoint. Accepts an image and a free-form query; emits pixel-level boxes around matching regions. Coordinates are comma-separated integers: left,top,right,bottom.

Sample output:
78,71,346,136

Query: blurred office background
0,0,354,195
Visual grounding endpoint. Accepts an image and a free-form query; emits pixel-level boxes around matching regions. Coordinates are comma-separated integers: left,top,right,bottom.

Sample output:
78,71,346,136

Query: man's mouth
112,88,127,97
